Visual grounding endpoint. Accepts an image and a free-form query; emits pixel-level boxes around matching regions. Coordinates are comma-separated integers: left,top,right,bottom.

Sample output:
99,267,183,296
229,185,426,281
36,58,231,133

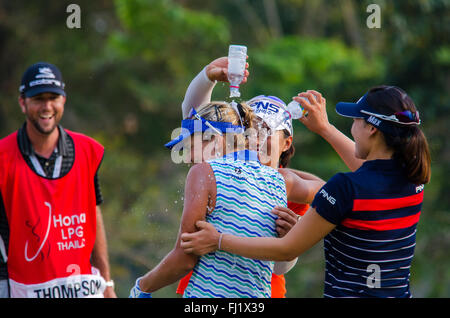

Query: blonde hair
192,101,255,150
193,101,254,129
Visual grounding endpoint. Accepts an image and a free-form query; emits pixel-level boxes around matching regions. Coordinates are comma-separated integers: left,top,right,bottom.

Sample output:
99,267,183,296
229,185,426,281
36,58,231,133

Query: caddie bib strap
28,147,63,179
0,236,7,263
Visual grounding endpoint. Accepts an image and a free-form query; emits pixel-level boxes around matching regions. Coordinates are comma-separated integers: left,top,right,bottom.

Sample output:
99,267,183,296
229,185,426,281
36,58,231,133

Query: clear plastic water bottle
260,95,314,133
263,109,292,133
286,100,307,119
265,99,308,132
227,45,247,98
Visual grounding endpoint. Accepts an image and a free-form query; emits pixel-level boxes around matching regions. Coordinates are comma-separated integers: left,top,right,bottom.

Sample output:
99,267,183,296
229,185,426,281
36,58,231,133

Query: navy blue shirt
312,159,424,298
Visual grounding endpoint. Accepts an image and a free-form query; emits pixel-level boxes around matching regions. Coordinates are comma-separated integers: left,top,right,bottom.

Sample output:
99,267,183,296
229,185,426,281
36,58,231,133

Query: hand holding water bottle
294,90,332,136
205,56,249,84
261,94,312,133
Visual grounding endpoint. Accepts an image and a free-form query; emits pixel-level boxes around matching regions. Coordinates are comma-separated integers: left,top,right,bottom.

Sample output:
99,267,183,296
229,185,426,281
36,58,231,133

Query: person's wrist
138,277,150,293
105,280,114,289
319,123,335,140
129,277,152,298
204,65,217,83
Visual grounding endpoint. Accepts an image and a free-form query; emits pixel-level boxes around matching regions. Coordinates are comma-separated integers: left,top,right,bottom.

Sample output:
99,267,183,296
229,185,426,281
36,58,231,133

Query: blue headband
164,109,245,149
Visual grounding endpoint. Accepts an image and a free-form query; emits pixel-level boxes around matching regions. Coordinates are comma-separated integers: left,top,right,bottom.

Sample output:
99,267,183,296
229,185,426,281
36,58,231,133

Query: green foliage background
0,0,448,297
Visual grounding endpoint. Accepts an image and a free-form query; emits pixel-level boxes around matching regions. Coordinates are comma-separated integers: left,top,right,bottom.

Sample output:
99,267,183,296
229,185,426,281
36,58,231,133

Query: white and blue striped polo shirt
183,150,287,298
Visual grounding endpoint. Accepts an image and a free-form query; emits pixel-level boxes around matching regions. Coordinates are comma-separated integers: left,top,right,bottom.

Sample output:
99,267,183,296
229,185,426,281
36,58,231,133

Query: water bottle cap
230,87,241,97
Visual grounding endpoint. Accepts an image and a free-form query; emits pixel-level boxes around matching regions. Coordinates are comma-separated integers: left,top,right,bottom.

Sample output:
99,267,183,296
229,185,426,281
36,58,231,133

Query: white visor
247,95,293,135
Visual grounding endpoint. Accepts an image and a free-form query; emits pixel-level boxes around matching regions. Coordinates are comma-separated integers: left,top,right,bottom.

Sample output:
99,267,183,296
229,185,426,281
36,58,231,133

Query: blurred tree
0,0,448,298
105,0,231,154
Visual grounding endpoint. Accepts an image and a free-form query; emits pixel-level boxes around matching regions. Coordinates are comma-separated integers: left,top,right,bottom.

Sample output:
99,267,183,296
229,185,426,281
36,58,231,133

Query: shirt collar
56,125,69,156
358,158,400,171
19,122,69,157
223,150,259,162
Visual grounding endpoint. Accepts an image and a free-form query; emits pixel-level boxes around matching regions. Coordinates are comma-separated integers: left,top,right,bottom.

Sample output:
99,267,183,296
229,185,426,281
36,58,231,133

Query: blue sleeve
312,173,354,225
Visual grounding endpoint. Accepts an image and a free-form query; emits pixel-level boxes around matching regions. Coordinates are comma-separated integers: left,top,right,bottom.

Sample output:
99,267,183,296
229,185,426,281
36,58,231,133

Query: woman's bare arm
296,90,365,171
279,168,325,204
180,207,336,262
139,162,215,292
287,168,323,181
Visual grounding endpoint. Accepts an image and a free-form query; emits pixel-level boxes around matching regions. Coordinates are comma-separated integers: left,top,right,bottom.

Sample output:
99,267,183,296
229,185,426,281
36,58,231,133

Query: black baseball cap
19,62,66,98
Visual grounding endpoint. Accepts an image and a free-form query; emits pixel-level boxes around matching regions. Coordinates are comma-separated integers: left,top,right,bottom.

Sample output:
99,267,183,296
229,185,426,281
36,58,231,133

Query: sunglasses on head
360,110,421,125
394,110,420,124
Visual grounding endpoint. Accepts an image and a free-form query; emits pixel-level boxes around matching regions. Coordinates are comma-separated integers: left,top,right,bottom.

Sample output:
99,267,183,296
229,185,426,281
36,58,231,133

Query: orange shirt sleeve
177,271,287,298
287,201,309,216
176,271,193,295
271,274,287,298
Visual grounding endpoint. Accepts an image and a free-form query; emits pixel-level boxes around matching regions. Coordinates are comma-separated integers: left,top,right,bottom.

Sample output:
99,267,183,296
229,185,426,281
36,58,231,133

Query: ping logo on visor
247,95,293,135
248,95,285,115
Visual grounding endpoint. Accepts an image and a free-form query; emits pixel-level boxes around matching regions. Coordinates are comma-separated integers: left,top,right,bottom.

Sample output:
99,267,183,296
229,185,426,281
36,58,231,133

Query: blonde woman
175,57,324,298
130,101,295,297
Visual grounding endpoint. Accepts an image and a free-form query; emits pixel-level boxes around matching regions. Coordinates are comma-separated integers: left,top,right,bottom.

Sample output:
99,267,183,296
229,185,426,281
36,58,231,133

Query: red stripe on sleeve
341,211,421,231
353,192,423,211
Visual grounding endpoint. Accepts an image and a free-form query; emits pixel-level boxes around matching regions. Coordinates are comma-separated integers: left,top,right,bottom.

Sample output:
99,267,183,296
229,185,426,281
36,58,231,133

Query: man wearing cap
0,62,116,298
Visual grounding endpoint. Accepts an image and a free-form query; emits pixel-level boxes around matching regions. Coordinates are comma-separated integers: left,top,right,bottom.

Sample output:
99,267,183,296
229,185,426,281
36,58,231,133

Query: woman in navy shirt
180,85,431,297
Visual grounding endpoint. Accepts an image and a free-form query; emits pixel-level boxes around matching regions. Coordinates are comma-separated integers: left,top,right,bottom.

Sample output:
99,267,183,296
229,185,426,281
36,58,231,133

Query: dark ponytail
367,86,431,185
